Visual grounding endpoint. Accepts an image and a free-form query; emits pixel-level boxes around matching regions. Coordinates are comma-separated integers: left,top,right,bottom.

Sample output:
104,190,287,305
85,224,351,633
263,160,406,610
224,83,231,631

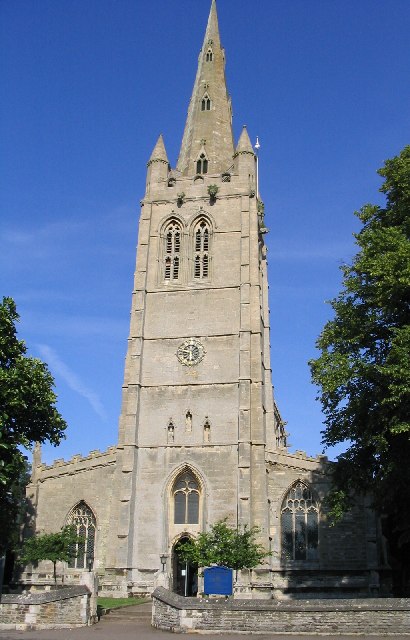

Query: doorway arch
172,536,198,596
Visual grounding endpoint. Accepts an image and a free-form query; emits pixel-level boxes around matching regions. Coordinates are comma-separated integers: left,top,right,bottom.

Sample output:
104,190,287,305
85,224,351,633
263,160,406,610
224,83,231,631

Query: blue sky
1,0,409,465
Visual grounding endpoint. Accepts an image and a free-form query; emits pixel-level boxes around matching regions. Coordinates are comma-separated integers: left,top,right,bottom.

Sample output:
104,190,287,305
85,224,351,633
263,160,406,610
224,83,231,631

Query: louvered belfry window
194,220,210,279
164,221,181,280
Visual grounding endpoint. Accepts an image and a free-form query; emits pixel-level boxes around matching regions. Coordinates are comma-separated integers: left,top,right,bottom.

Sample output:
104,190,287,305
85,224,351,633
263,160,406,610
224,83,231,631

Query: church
26,1,382,599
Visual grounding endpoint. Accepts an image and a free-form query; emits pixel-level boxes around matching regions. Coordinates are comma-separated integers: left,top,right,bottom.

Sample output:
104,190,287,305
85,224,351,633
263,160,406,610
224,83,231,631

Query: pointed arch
172,469,200,524
201,93,212,111
206,48,213,62
162,218,183,281
281,480,319,562
192,217,212,280
196,152,208,175
166,464,205,527
66,501,96,569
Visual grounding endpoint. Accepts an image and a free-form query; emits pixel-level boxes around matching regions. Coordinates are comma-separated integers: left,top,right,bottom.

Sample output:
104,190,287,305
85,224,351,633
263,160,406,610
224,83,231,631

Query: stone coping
1,585,89,605
153,586,410,612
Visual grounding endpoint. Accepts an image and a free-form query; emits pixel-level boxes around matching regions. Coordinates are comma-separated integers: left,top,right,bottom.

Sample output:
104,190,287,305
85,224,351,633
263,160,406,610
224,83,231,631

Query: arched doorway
172,537,198,597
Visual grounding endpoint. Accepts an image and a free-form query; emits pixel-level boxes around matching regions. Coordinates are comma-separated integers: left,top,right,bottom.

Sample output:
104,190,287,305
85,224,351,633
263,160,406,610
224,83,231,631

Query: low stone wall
0,585,91,630
152,587,410,635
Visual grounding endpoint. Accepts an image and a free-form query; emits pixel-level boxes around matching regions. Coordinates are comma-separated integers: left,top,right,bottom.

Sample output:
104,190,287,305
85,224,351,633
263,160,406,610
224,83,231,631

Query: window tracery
201,94,211,111
164,220,182,280
196,153,208,175
173,470,200,525
281,482,319,562
194,220,210,279
206,48,213,62
66,501,96,569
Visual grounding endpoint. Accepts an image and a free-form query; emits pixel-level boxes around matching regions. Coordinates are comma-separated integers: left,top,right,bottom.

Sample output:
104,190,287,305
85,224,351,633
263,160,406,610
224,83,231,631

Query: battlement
37,445,117,473
266,449,329,471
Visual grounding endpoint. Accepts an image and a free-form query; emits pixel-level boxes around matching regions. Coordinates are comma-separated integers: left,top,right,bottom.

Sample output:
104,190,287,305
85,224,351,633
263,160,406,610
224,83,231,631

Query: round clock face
176,339,205,367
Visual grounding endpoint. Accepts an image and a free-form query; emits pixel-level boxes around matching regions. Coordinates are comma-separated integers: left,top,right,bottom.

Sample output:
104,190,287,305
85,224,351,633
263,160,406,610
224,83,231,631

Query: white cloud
36,344,107,422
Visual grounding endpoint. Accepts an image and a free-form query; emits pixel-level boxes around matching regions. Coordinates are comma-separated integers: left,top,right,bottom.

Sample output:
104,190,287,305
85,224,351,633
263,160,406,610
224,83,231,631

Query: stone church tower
26,0,382,599
104,0,282,594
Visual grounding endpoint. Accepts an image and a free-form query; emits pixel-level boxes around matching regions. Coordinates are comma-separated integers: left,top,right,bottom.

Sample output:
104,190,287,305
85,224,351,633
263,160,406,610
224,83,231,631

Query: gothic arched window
281,482,319,562
66,501,96,569
196,153,208,175
201,94,211,111
173,470,200,525
194,220,210,279
164,220,182,280
206,48,213,62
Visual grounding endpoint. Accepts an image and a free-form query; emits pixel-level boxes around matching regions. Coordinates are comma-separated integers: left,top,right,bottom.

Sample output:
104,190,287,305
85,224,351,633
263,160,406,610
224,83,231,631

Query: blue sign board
203,566,233,596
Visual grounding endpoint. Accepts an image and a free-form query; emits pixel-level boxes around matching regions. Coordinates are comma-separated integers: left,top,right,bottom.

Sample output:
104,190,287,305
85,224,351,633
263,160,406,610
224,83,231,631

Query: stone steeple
177,0,234,176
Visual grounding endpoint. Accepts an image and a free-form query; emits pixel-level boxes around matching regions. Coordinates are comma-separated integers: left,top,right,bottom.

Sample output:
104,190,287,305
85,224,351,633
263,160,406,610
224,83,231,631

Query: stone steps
104,602,152,623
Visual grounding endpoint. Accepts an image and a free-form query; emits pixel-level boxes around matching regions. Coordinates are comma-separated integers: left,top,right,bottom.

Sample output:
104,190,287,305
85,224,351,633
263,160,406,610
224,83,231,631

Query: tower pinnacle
177,0,234,176
148,134,169,165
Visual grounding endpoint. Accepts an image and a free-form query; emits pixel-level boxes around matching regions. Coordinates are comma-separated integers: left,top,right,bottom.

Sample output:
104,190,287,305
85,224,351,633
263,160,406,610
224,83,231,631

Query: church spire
177,0,234,176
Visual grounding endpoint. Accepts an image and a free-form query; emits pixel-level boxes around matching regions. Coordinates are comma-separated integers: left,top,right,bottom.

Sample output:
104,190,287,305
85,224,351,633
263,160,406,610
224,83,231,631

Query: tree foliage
176,520,270,571
0,461,31,560
0,297,67,553
309,146,410,555
21,526,80,583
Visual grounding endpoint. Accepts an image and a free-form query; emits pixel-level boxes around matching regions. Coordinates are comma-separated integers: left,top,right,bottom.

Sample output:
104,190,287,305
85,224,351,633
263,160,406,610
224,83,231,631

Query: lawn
97,596,149,610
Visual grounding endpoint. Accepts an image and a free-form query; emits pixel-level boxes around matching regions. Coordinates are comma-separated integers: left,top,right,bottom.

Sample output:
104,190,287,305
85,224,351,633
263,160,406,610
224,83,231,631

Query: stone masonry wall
266,450,380,597
26,446,117,578
0,586,91,629
152,587,410,635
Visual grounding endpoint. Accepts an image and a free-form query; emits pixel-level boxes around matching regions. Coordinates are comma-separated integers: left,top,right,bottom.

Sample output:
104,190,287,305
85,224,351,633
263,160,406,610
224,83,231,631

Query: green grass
97,596,149,610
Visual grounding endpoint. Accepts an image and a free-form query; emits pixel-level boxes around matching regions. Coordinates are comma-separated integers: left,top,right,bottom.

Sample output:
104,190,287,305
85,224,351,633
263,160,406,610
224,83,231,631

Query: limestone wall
152,587,410,635
265,450,380,597
26,446,117,573
0,586,91,629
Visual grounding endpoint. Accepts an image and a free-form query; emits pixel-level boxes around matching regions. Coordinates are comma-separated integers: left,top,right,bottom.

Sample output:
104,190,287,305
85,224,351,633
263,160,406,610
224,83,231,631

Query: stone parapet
0,586,92,630
152,587,410,635
34,445,117,479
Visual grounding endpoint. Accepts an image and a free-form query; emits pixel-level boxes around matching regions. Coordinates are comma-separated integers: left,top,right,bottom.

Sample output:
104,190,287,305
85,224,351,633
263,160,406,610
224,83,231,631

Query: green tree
0,297,67,554
21,526,81,584
176,520,270,571
309,146,410,593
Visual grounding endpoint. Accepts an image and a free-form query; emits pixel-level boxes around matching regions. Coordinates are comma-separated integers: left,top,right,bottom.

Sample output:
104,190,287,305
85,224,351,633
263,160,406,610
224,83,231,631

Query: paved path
0,602,409,640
